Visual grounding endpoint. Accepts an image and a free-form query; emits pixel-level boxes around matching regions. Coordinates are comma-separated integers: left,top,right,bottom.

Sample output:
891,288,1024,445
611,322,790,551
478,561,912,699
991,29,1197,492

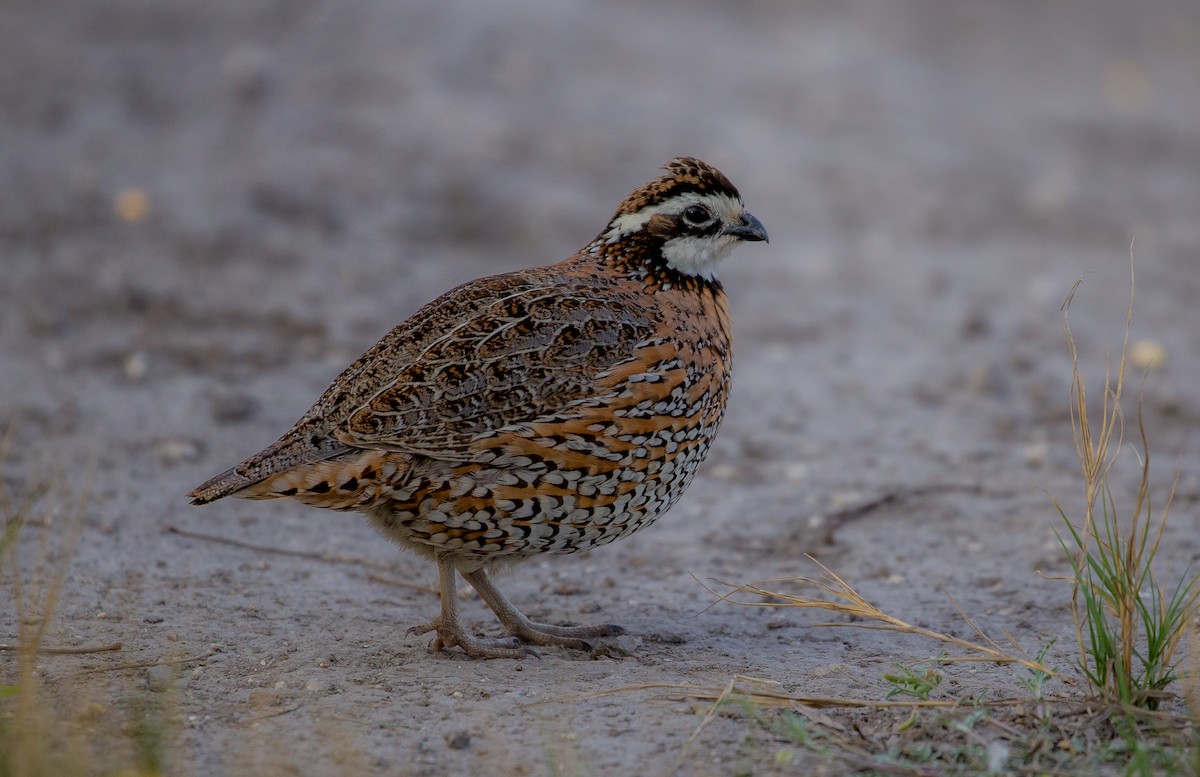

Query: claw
407,623,436,638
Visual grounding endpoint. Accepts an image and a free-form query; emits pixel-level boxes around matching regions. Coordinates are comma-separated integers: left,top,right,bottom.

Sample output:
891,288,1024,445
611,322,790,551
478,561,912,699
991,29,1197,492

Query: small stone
115,188,150,224
1129,339,1165,371
615,635,644,653
154,438,203,465
445,730,471,750
1021,441,1050,468
304,677,331,692
146,664,174,692
124,351,148,382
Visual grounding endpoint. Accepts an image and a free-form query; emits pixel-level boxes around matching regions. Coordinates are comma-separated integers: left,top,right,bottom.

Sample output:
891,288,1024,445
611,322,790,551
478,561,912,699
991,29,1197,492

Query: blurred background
4,0,1198,453
3,0,1198,507
2,1,1199,773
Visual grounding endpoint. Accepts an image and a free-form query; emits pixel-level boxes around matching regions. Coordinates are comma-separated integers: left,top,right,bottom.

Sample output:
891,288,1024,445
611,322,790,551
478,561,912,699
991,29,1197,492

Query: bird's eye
682,205,711,225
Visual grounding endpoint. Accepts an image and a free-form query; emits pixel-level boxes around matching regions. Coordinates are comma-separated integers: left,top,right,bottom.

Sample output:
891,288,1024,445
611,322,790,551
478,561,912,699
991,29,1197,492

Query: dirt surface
3,1,1200,774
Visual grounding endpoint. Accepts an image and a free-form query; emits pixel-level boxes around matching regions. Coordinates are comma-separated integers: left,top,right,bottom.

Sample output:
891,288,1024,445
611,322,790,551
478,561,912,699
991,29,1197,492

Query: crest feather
611,157,742,219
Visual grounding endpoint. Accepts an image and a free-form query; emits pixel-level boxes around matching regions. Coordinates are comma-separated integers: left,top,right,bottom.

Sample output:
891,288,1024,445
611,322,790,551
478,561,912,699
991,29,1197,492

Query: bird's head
597,157,767,282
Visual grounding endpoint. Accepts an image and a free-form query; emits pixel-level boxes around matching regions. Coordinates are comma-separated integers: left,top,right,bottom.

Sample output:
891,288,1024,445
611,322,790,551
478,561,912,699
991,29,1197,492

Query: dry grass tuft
1055,258,1200,708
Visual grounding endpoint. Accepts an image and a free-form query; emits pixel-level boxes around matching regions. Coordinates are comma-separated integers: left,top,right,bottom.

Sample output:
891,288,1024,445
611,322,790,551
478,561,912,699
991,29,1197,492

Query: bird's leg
462,568,624,650
406,555,532,659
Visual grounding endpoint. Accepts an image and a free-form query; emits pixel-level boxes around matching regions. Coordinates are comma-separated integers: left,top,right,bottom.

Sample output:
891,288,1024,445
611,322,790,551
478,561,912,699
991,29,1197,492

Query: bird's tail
188,441,408,512
187,429,351,505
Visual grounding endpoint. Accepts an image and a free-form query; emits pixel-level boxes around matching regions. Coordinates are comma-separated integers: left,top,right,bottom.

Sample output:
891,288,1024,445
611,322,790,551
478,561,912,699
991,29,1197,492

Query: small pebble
154,438,203,465
146,664,174,692
1129,339,1165,371
1022,441,1050,468
446,730,471,750
615,635,644,653
124,351,148,382
115,188,150,223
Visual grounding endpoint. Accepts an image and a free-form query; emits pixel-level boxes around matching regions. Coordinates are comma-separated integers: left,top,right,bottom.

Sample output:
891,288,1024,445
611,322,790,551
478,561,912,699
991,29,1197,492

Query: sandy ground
3,1,1200,774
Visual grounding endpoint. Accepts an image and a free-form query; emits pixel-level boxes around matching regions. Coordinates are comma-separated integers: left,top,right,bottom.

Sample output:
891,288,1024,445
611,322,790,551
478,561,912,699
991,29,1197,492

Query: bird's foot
407,618,537,659
459,568,625,651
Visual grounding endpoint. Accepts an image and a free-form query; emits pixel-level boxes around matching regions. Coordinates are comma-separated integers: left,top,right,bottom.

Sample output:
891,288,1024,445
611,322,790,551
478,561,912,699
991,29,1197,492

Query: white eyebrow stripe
601,192,744,242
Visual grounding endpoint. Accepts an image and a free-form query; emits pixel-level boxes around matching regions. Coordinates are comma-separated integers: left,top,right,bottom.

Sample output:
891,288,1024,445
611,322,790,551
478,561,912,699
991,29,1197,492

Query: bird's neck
581,232,723,294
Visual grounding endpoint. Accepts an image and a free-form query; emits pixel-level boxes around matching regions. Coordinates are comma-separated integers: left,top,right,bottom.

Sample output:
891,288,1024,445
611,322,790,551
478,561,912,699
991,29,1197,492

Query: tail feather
187,429,351,505
234,453,409,509
187,465,253,505
188,444,409,511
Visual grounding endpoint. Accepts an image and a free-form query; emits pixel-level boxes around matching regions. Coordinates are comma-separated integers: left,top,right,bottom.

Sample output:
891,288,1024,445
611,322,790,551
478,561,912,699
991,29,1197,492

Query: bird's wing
322,269,657,459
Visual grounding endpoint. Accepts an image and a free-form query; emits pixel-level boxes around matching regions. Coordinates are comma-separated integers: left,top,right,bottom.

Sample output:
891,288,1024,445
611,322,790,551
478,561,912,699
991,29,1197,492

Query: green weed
1056,269,1200,708
883,658,945,702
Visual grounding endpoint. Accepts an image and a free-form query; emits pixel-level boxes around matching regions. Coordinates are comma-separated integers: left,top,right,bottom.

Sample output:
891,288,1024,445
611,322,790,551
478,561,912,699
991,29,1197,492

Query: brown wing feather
337,269,656,456
189,260,659,504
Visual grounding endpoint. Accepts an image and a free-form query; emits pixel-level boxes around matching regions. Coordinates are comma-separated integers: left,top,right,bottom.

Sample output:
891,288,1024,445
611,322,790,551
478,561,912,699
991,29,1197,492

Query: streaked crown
597,157,767,282
612,157,743,217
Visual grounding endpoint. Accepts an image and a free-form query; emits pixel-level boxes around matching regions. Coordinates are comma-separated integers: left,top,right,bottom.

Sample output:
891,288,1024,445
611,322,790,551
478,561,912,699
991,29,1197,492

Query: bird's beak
723,212,768,243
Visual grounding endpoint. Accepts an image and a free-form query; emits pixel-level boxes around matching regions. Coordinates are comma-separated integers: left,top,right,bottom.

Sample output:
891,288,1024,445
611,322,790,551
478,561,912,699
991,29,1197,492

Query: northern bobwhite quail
188,157,767,658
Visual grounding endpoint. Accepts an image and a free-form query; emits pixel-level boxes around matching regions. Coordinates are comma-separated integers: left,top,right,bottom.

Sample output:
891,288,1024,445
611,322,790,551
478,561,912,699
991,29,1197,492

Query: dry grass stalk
1059,266,1130,677
0,641,122,654
697,557,1065,684
1056,255,1199,706
1,442,94,777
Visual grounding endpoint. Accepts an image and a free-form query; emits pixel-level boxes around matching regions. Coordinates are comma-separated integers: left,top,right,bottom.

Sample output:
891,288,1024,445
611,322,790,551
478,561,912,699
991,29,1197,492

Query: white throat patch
600,192,746,280
660,233,741,280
